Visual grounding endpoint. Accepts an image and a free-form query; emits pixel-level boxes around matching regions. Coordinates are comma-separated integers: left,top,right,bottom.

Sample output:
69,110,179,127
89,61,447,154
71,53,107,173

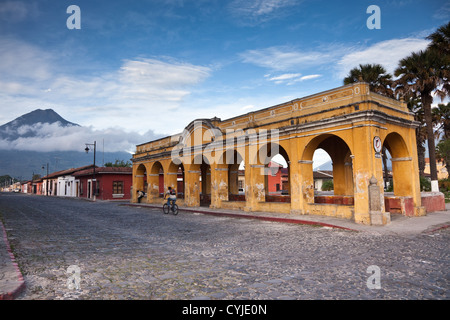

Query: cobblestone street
0,193,448,300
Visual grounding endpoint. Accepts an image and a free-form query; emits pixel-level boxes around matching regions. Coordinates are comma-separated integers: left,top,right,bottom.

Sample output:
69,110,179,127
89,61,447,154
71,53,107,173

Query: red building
73,167,132,201
266,161,289,194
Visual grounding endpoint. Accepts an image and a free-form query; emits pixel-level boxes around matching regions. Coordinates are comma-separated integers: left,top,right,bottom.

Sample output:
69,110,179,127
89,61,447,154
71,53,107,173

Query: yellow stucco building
131,82,425,225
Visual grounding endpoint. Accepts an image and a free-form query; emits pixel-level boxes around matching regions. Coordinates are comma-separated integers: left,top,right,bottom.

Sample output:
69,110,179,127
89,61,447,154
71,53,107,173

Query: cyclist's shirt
167,189,176,200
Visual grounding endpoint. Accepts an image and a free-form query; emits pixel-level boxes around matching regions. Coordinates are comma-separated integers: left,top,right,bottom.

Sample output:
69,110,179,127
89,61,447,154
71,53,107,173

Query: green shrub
420,176,431,191
439,178,450,192
321,180,333,191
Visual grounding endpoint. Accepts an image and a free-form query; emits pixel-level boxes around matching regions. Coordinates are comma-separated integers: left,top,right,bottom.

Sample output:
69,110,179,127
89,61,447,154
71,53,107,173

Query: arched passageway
148,161,163,202
186,155,212,207
221,150,245,202
303,134,354,205
134,163,147,202
383,132,413,197
258,143,291,203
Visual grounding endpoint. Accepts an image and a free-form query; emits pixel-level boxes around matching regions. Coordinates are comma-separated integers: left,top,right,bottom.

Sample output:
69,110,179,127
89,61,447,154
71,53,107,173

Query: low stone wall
420,192,446,212
304,203,354,220
385,192,445,216
228,194,245,202
384,196,415,216
265,195,291,203
314,195,354,205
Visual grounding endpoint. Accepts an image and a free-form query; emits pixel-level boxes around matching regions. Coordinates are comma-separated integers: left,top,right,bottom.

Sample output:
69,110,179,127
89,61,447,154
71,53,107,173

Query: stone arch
148,161,164,202
134,163,148,202
218,149,245,201
256,142,291,203
383,132,413,197
303,134,354,203
168,161,185,199
188,154,212,206
179,119,222,150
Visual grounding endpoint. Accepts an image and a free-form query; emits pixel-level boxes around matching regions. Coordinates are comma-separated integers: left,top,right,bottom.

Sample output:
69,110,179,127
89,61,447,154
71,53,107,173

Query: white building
42,165,95,197
57,175,77,197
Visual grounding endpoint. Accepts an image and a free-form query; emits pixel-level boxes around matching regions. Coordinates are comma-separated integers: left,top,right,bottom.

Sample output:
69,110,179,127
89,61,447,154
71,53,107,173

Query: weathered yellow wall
131,82,422,226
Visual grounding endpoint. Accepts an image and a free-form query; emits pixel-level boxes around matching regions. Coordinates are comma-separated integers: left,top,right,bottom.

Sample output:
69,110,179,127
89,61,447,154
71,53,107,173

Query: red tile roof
43,164,96,179
73,167,132,177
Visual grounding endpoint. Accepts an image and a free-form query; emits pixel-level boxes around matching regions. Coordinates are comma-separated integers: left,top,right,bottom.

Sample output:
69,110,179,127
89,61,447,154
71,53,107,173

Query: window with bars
113,181,124,194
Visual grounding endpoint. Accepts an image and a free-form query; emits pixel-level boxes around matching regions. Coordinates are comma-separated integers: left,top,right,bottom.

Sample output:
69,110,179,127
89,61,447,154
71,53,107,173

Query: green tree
436,139,450,176
104,159,132,167
426,21,450,57
343,63,394,97
321,180,333,191
432,102,450,140
394,48,450,190
406,96,427,176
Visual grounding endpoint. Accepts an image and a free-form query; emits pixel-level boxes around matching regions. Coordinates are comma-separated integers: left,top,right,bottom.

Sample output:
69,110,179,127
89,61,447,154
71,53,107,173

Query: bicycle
163,201,178,215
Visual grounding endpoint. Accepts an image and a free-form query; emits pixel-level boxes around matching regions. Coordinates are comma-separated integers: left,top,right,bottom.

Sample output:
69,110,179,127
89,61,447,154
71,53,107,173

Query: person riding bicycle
165,186,177,210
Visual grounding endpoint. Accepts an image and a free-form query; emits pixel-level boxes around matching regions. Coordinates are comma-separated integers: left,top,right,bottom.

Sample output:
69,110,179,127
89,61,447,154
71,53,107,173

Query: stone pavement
1,197,449,300
0,219,25,299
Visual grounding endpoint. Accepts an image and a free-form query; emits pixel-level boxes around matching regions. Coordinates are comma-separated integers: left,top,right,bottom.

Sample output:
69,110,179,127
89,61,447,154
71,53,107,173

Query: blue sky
0,0,448,155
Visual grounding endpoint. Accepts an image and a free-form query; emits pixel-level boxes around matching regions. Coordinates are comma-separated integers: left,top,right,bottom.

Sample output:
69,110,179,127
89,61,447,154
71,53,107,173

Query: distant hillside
0,109,136,180
0,150,133,181
314,160,332,171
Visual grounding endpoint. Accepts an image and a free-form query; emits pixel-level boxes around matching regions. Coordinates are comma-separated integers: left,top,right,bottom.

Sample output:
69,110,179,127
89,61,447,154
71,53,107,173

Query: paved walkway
1,196,449,300
0,219,25,299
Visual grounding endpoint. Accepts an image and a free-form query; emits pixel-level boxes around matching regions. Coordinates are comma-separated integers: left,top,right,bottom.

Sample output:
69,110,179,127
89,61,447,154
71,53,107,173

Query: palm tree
427,22,450,104
394,49,450,191
406,96,427,176
427,21,450,56
432,102,450,140
344,63,394,97
344,63,395,188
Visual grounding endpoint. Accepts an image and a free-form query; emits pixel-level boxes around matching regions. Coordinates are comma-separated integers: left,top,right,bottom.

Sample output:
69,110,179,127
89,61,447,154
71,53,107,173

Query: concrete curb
0,221,26,300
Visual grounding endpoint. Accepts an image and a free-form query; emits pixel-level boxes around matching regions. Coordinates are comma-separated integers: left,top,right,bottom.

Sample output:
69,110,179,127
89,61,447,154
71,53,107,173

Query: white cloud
0,37,212,136
229,0,298,24
313,149,331,169
0,34,433,152
267,73,322,85
0,37,53,83
241,38,430,83
433,2,450,20
269,73,302,81
336,38,430,79
0,122,160,153
299,74,321,81
240,46,333,71
117,59,210,102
